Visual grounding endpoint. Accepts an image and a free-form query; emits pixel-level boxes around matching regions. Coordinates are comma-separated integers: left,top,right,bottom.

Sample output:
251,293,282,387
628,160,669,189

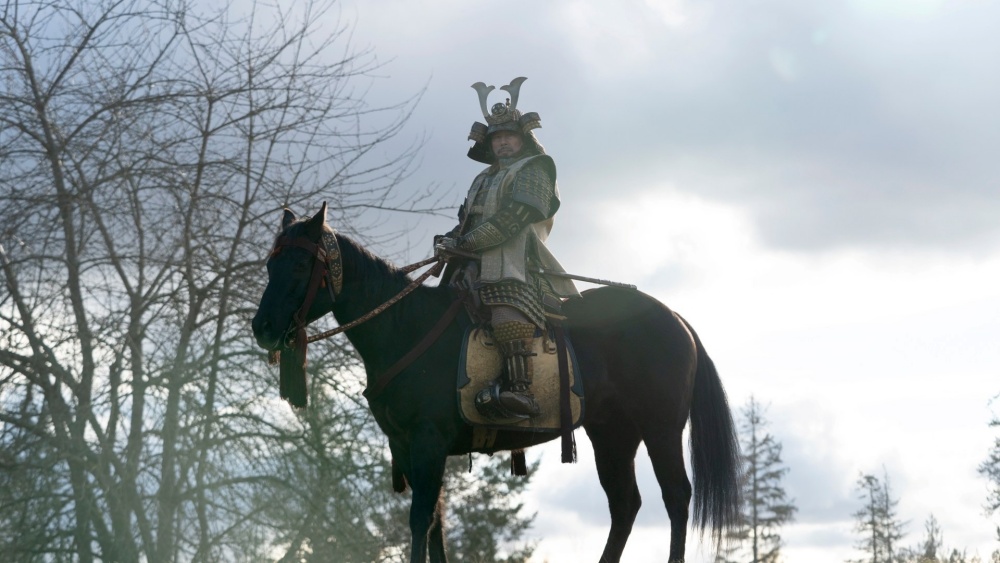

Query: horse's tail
681,316,742,544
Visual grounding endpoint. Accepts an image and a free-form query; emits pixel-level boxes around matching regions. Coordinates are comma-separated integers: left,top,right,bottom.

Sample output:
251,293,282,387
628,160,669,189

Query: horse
250,204,741,563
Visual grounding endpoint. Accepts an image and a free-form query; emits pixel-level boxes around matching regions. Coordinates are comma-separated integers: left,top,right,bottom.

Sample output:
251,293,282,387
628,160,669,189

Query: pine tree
850,471,906,563
444,455,537,562
720,397,796,563
919,514,944,561
897,514,995,563
978,402,1000,563
880,470,905,562
852,474,885,563
980,413,1000,519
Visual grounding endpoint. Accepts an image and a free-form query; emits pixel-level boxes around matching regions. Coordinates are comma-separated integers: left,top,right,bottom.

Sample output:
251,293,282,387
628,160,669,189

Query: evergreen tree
852,474,885,563
978,401,1000,563
980,412,1000,520
880,470,906,562
850,471,906,563
718,397,796,563
919,515,944,561
895,514,1000,563
444,455,537,563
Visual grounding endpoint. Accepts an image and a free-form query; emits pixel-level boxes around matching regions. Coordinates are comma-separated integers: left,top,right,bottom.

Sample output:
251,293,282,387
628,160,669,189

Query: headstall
270,230,344,351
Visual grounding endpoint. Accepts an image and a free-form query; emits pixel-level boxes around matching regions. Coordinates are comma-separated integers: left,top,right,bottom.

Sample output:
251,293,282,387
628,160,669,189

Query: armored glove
434,236,459,259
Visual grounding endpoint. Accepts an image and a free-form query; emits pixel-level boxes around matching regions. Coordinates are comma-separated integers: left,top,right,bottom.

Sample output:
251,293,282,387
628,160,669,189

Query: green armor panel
508,159,557,218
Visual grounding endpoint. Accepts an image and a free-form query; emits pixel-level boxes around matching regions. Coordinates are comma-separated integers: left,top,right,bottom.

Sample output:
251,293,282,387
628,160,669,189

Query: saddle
457,324,585,446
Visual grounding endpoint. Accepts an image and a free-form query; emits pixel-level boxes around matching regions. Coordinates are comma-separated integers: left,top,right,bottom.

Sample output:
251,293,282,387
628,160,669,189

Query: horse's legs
407,426,450,563
642,426,691,563
586,414,643,563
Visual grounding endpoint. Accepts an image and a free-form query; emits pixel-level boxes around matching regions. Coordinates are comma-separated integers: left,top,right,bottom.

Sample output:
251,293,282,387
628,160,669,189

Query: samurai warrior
436,77,579,418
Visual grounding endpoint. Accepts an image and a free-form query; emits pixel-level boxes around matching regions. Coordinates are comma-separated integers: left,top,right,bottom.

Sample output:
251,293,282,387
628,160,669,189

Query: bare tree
0,0,455,561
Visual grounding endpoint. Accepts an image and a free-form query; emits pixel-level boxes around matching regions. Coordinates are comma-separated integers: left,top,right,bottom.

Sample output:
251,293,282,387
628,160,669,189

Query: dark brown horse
250,205,741,563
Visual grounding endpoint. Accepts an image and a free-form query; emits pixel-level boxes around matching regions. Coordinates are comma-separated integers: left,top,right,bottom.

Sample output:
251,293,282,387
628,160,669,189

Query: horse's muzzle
251,314,282,350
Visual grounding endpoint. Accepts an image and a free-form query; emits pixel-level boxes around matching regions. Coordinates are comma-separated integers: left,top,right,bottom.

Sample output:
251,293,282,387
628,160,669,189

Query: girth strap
362,292,468,401
553,323,576,464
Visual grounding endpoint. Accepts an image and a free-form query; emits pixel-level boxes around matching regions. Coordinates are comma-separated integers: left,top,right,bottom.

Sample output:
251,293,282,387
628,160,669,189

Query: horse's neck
330,241,428,369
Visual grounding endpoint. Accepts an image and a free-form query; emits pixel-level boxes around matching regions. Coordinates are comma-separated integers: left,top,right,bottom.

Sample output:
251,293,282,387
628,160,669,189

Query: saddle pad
457,325,585,432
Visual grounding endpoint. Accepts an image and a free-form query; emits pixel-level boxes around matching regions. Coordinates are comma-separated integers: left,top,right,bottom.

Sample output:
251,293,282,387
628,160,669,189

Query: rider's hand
434,236,458,258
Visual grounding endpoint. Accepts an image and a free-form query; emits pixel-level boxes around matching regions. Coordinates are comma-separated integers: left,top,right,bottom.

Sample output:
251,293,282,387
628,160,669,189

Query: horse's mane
279,219,447,318
333,229,411,296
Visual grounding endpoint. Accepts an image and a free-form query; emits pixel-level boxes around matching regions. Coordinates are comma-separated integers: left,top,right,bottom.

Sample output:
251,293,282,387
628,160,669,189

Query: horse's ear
305,202,327,239
281,208,296,231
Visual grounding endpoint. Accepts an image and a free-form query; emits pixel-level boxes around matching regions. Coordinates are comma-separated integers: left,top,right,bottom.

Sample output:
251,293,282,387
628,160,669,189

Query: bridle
266,227,476,403
267,228,454,376
266,227,467,403
270,230,344,352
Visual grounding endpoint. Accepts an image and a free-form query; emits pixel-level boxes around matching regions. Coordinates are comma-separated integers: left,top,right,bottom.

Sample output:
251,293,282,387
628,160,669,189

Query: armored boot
475,317,542,420
497,338,540,417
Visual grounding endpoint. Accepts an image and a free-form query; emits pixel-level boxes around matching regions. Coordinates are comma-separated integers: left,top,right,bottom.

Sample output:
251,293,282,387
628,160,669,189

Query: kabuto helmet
467,77,545,164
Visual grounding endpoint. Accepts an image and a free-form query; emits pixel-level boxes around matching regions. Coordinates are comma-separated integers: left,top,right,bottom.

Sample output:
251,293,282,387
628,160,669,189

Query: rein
306,255,443,343
269,229,462,406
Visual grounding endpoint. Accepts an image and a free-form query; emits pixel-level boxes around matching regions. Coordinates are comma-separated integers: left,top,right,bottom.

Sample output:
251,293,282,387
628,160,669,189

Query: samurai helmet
467,77,543,164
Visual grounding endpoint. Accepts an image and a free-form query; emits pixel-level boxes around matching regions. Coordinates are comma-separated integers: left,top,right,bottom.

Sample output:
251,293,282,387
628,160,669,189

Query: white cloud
332,0,1000,559
847,0,949,19
769,46,800,82
642,0,690,27
555,2,657,76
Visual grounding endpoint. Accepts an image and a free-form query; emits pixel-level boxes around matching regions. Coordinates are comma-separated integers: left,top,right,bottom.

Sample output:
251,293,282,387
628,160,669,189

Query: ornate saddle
457,324,584,441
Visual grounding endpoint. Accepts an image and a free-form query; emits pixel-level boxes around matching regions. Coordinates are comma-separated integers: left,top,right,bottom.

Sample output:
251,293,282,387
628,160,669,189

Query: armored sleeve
457,202,544,252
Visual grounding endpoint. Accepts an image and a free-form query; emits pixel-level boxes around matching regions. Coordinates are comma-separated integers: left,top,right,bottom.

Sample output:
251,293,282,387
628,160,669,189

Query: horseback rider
435,77,579,418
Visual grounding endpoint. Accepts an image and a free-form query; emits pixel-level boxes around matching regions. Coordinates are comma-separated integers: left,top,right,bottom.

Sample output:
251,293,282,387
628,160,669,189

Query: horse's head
251,203,342,351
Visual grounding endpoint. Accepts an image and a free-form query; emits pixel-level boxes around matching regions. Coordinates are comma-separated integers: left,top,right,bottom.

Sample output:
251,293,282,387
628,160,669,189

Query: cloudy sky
327,0,1000,560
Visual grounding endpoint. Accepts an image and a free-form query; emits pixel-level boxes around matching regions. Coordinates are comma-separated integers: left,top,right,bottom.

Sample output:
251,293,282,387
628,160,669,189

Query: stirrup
499,389,540,417
475,382,535,420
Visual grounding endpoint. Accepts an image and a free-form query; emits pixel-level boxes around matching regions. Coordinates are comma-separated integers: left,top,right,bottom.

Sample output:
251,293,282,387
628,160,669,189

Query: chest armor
455,155,579,300
465,169,510,231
